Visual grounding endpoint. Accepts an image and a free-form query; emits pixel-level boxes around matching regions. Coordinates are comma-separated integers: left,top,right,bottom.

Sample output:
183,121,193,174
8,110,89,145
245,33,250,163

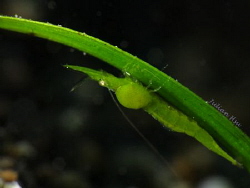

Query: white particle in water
124,71,131,76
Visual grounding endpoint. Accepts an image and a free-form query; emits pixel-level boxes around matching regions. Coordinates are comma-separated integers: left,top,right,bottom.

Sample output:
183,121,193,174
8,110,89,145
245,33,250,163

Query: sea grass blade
1,16,250,171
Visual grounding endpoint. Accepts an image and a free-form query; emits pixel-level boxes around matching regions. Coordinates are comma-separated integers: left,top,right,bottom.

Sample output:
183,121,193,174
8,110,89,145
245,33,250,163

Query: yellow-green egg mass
115,83,152,109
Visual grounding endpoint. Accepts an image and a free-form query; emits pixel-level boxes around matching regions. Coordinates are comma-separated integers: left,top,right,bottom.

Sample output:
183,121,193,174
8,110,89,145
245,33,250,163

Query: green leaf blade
1,16,250,171
67,65,239,166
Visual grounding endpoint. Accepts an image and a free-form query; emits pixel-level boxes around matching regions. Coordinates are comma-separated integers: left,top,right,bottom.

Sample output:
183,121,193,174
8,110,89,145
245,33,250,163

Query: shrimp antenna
108,89,178,178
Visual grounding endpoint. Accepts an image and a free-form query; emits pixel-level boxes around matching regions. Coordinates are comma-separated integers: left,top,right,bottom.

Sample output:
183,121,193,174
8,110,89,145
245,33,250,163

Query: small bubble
99,80,106,86
83,52,87,56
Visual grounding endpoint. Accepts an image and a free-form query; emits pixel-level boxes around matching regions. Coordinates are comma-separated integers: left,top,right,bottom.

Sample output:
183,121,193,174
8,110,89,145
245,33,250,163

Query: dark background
1,0,250,187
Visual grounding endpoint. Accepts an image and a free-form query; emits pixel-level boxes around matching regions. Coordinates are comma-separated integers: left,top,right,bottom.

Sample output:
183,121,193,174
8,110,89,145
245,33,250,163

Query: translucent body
116,83,151,109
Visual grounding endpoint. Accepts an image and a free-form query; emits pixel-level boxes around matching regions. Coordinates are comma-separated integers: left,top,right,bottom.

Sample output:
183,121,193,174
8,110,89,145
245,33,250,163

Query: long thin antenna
108,89,178,178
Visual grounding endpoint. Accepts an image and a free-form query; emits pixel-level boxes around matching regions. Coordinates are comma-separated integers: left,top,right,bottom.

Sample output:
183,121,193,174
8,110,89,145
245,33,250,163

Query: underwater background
1,0,250,187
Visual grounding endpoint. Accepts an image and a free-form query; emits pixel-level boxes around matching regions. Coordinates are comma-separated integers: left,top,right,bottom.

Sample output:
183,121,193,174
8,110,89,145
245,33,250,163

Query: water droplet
83,52,87,56
99,80,106,87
